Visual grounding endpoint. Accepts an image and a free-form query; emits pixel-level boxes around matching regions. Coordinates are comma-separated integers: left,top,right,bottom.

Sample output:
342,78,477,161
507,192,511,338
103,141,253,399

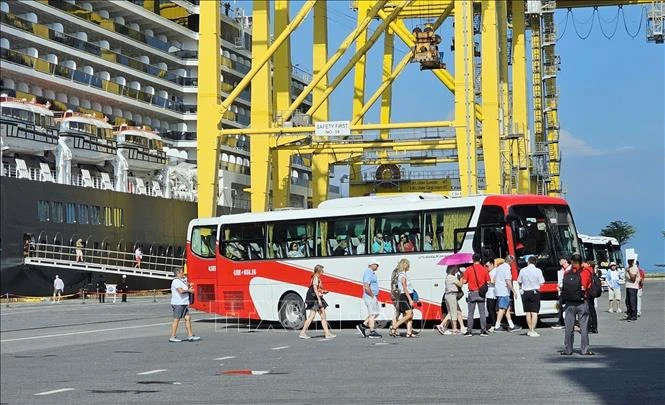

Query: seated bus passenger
398,234,415,253
356,235,366,255
225,240,245,260
287,242,305,258
423,234,434,251
372,233,393,254
332,239,349,256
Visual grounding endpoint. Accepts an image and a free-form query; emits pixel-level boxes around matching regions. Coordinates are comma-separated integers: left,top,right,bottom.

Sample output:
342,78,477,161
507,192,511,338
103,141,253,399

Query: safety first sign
315,121,351,136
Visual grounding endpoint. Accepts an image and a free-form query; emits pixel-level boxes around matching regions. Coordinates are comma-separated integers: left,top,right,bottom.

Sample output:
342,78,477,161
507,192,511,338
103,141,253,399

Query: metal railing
25,242,184,279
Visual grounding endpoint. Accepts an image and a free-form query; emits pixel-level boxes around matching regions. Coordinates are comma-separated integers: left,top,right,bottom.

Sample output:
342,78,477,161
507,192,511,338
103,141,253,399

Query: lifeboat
0,94,59,155
114,124,167,172
56,110,117,165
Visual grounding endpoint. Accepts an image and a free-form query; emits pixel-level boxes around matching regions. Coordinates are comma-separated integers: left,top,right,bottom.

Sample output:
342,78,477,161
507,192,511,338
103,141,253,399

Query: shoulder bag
473,264,489,298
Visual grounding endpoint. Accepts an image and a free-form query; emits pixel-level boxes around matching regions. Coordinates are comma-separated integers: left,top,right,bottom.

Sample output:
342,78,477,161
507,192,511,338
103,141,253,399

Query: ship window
1,107,9,117
113,208,124,228
51,202,64,223
190,225,217,259
38,200,50,222
65,203,76,224
90,205,101,225
78,204,89,225
104,207,113,226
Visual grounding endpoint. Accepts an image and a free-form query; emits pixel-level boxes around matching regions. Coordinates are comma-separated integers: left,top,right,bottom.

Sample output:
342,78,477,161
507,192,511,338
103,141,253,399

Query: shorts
496,295,511,309
363,296,381,317
608,288,621,300
522,290,541,313
54,289,63,295
397,293,413,314
76,249,83,256
444,293,458,320
172,304,189,319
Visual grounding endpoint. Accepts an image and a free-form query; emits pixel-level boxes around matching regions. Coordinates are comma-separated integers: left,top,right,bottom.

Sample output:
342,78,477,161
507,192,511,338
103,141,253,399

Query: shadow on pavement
549,346,665,402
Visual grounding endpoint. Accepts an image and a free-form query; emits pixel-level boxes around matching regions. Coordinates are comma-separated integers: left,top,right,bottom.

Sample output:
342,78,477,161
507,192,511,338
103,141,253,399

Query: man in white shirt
53,275,65,303
606,262,622,313
552,257,571,329
624,259,640,321
169,268,200,342
517,256,545,337
493,255,520,332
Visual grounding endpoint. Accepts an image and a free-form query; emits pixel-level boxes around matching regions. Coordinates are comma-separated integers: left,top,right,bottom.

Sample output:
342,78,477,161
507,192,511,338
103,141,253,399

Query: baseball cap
122,275,127,278
367,258,380,267
609,262,617,266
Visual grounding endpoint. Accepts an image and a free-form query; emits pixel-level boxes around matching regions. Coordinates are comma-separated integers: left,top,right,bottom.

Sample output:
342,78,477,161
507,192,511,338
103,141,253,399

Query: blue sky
239,2,664,269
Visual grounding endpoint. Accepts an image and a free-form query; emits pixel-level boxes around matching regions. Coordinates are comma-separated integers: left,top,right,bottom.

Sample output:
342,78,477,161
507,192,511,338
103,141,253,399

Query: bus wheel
278,292,305,330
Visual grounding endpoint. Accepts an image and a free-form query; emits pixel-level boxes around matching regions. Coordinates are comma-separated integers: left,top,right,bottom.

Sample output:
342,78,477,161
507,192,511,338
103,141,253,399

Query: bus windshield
509,204,581,280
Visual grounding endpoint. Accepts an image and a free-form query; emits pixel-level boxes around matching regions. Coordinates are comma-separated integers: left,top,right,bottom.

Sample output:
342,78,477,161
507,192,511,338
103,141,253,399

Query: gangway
24,242,183,280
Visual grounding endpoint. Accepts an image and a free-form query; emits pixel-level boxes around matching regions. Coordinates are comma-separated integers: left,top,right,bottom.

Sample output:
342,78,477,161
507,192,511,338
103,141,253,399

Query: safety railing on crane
24,242,184,279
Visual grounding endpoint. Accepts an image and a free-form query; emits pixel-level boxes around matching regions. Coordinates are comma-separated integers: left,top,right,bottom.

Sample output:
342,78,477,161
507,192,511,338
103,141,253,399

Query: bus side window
191,226,217,259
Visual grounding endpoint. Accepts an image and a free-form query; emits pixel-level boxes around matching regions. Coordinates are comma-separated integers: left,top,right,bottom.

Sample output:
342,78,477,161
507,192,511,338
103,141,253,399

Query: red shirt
638,268,645,288
462,263,490,291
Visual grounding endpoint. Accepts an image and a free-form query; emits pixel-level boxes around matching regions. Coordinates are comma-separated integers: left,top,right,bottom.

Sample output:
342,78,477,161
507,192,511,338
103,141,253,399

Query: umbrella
437,252,473,266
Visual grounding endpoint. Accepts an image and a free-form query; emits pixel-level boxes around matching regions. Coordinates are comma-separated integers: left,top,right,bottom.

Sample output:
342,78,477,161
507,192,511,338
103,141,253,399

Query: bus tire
278,292,305,330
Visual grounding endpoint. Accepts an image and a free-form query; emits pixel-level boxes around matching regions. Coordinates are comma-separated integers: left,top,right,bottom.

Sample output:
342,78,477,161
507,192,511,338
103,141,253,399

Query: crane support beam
379,26,394,140
311,1,329,123
511,0,531,194
272,0,292,209
556,0,653,8
217,120,452,137
281,0,389,123
274,137,465,153
354,3,452,125
196,0,221,218
308,1,409,119
219,0,315,116
480,0,502,194
311,154,331,207
454,0,478,195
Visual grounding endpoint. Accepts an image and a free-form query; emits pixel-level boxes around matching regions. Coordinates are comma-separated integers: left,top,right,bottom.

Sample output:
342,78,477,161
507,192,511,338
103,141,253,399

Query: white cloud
559,129,636,157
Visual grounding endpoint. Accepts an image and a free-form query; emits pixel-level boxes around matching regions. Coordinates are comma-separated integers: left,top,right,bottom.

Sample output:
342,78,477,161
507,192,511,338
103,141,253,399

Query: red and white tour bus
186,193,582,329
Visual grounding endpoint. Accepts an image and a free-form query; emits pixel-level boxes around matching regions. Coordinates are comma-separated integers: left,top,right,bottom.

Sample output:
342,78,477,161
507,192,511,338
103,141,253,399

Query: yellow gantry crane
195,0,661,217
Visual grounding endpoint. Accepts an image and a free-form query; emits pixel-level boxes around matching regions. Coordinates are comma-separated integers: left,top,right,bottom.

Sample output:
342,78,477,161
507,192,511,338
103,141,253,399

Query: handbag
410,289,419,302
456,290,464,301
472,264,488,298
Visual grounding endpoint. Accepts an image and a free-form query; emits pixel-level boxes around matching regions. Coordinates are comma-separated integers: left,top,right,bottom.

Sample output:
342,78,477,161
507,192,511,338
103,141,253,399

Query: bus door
187,224,218,312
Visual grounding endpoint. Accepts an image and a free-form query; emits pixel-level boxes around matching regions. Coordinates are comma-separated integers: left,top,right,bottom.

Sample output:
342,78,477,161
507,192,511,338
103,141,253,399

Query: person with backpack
389,258,409,337
561,253,593,355
390,259,417,338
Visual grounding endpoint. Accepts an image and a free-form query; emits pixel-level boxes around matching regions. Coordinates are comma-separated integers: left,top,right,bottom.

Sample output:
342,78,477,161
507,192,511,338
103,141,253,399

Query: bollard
81,288,86,304
5,293,9,308
153,289,156,303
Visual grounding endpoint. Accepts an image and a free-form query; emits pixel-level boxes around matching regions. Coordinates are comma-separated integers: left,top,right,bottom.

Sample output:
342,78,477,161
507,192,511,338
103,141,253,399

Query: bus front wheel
278,292,305,330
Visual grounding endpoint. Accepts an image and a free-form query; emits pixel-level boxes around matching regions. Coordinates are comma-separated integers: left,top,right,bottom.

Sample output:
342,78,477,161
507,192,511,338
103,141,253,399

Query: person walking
517,256,545,337
624,259,640,321
462,253,490,337
493,256,520,332
389,259,409,337
552,257,570,329
561,253,593,356
117,275,129,303
356,259,382,339
391,259,416,337
134,246,143,268
584,261,599,334
95,275,106,303
75,238,84,262
605,262,622,313
299,265,335,339
53,275,64,303
169,267,200,342
437,265,465,335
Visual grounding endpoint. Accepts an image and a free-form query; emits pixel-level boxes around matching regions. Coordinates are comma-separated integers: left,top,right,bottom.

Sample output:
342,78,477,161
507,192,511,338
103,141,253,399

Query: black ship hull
1,176,198,297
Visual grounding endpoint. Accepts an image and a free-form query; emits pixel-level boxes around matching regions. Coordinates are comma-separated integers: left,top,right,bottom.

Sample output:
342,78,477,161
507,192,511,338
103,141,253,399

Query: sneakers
487,326,495,333
479,330,489,337
324,334,336,339
436,324,445,335
298,334,311,339
463,331,473,337
356,323,367,337
186,335,201,342
608,309,614,313
551,324,564,329
443,329,453,335
169,337,182,343
617,308,622,313
507,325,522,332
367,330,382,339
527,331,540,337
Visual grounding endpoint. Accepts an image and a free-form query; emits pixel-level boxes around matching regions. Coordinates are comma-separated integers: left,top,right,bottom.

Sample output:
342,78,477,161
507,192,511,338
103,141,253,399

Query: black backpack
588,270,602,298
561,270,584,303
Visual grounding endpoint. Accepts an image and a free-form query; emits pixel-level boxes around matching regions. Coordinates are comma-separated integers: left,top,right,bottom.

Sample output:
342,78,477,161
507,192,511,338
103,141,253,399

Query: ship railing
28,242,184,276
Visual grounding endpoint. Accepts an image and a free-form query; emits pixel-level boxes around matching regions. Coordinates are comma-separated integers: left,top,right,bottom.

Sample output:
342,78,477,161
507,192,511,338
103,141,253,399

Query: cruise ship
0,0,340,297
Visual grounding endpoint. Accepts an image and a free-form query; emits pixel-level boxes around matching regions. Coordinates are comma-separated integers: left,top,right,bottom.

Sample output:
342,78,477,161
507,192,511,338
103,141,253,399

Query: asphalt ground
1,282,664,405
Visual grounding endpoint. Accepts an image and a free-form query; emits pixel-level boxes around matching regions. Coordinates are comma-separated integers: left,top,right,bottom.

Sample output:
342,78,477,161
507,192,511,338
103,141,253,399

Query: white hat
609,262,617,266
367,258,380,267
122,275,127,278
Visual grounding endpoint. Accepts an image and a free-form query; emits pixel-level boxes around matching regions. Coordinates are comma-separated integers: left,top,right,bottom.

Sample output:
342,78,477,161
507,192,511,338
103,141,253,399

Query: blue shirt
363,268,379,298
371,241,393,253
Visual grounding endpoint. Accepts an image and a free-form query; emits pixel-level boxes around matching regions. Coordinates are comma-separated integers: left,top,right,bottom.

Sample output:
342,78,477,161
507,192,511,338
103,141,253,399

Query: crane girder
555,0,654,8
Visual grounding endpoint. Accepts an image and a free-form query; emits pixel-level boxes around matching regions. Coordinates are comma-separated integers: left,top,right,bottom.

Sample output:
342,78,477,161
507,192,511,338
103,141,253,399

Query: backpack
390,268,400,302
561,270,584,303
588,269,602,298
